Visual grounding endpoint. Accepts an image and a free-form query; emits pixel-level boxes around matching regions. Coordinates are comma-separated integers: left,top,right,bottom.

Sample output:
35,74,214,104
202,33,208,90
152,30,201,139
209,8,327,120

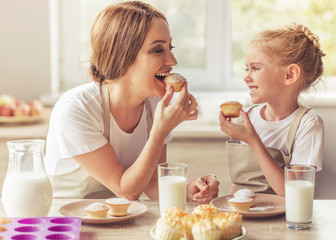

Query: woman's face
125,18,177,98
244,45,286,104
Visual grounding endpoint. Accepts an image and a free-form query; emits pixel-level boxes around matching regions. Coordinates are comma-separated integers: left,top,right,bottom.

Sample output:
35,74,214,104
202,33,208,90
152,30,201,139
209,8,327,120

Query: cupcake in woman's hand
105,198,131,217
164,73,187,92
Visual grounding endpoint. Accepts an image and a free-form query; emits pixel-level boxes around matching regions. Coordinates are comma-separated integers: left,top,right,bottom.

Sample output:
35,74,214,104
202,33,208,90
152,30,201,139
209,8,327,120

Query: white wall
0,0,51,102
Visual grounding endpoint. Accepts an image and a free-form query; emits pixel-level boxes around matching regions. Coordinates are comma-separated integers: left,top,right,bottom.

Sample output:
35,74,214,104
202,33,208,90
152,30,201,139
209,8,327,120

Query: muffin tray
0,217,82,239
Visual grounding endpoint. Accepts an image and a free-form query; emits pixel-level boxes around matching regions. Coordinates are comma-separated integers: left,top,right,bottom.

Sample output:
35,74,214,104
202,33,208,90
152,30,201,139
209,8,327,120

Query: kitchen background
1,0,336,199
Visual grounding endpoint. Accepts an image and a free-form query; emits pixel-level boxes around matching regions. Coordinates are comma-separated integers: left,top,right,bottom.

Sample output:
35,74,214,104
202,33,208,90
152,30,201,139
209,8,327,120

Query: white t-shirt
247,104,324,171
45,82,172,175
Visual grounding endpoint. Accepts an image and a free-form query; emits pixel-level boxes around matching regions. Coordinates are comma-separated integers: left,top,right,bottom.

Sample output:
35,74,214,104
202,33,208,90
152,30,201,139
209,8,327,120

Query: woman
45,1,219,202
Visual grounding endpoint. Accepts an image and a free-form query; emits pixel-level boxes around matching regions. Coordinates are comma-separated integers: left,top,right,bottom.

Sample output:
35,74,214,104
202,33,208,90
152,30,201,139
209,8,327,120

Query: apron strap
284,106,311,164
100,83,153,141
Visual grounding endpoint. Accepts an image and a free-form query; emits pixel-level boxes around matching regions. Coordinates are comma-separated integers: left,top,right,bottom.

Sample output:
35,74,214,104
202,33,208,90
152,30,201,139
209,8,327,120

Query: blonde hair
250,23,326,91
90,1,167,83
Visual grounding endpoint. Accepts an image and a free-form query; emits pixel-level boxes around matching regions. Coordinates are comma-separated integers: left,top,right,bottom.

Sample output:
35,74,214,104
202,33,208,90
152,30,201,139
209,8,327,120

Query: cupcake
192,204,219,217
191,216,221,240
181,214,200,240
155,207,189,240
105,198,131,217
228,196,254,212
85,202,109,218
213,212,242,240
220,101,243,118
233,188,257,204
164,73,187,92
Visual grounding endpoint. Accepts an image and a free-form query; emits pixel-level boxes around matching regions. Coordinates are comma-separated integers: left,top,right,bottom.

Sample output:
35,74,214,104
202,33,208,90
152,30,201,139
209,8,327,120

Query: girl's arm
219,110,285,195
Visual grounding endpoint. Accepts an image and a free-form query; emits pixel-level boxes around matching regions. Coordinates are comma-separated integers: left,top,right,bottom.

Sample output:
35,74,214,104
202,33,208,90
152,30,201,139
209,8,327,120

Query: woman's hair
250,23,326,91
89,1,167,83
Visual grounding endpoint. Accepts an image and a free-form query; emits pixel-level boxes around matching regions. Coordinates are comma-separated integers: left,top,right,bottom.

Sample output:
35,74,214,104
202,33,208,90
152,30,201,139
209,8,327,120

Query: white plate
59,199,147,224
150,226,247,240
211,193,285,218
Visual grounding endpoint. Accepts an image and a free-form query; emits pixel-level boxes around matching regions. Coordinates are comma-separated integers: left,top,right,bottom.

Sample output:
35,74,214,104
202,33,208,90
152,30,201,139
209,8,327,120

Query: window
52,0,336,94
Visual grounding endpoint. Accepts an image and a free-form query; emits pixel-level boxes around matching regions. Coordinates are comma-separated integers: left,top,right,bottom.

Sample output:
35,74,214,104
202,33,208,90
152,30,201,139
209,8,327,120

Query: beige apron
226,105,310,194
49,83,153,198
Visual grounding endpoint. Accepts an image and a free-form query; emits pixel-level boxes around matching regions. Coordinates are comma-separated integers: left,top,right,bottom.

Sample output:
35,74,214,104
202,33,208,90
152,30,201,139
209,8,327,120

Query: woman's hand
187,174,219,204
219,109,258,144
152,83,198,137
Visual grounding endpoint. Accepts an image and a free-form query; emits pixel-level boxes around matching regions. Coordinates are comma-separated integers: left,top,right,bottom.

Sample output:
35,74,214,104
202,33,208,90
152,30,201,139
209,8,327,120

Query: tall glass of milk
2,139,53,217
285,165,315,230
158,163,187,216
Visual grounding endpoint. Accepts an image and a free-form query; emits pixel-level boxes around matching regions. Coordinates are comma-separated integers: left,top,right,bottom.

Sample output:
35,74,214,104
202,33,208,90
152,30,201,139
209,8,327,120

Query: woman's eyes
152,45,175,54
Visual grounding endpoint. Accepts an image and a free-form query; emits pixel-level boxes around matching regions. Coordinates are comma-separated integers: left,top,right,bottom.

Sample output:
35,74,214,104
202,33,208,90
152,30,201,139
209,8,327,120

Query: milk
159,175,187,216
285,180,314,222
2,172,53,217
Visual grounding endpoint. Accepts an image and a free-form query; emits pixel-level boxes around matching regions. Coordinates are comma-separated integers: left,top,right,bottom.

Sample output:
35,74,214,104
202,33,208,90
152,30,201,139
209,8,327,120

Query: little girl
219,23,325,195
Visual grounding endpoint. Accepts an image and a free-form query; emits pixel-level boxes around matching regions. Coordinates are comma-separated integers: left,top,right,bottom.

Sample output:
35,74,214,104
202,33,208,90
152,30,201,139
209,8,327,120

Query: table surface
1,198,335,240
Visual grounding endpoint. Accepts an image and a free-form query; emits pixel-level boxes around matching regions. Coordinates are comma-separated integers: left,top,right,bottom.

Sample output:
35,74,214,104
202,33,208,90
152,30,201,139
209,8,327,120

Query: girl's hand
219,109,257,144
152,83,198,137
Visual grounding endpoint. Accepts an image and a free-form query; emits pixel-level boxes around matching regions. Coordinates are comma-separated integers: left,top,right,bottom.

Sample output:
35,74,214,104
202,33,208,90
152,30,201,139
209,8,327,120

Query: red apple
0,105,15,116
29,99,44,115
0,94,15,107
13,101,31,116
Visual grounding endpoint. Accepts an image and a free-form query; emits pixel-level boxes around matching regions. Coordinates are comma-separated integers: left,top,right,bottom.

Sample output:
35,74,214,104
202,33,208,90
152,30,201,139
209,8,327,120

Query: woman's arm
73,85,198,200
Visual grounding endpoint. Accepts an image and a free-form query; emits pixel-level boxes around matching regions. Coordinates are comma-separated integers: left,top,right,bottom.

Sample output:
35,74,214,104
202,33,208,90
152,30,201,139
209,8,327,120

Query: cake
154,205,243,240
228,196,254,212
105,198,131,217
164,73,187,92
191,216,221,240
155,207,189,240
192,204,219,217
213,212,242,240
85,202,109,218
220,101,243,118
233,188,257,203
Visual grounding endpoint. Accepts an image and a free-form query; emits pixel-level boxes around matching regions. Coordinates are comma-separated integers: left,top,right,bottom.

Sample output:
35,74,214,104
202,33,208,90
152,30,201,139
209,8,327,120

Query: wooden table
1,199,335,239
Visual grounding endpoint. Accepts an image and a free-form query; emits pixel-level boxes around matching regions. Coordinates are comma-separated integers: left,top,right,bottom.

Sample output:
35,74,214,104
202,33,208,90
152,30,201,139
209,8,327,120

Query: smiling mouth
155,72,170,81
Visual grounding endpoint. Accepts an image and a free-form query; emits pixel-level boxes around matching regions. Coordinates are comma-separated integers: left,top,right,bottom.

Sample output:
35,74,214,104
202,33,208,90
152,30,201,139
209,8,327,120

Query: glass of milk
2,139,53,217
285,165,315,230
158,162,187,216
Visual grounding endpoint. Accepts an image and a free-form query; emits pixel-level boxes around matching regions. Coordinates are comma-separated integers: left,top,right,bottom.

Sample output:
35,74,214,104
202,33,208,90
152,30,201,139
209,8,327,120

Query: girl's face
244,45,286,104
126,18,177,98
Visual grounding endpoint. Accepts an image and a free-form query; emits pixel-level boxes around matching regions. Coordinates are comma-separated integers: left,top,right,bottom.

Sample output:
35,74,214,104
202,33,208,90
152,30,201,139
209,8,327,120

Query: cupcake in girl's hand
220,101,243,118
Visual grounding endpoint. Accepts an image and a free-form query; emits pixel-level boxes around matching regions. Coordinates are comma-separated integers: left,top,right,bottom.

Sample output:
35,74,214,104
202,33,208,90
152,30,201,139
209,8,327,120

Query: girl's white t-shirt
45,82,171,175
247,104,324,171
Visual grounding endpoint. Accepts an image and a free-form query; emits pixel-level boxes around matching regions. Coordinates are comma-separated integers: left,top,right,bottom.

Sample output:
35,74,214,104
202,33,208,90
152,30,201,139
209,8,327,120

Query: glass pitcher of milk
2,139,53,217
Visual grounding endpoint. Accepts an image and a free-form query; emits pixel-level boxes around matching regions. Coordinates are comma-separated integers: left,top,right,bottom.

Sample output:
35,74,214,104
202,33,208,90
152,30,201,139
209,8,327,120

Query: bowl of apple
0,94,44,124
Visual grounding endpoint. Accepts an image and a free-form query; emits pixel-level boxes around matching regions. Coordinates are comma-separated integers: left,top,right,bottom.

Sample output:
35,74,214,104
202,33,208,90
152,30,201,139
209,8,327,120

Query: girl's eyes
245,66,260,72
